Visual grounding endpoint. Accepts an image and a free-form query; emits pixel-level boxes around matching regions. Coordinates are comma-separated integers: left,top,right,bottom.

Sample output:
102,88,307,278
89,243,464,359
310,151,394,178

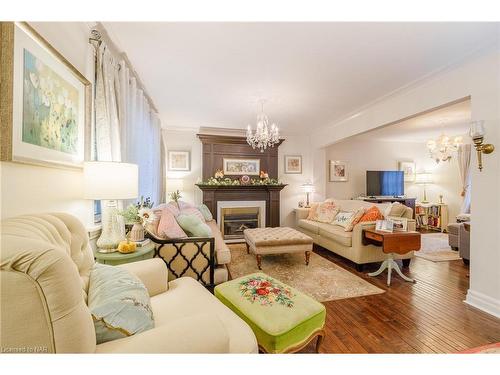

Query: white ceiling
103,22,497,133
352,99,471,143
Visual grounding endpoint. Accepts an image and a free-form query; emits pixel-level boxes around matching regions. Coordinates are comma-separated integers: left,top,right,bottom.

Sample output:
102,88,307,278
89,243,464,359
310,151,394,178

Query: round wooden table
94,242,155,265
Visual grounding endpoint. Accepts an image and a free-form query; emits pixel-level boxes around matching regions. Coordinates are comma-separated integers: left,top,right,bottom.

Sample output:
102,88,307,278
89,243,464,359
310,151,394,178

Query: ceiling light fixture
246,100,280,153
426,120,463,163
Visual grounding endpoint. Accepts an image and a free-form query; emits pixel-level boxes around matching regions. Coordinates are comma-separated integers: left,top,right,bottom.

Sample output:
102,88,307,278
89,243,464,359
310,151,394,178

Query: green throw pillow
198,204,214,221
176,213,212,237
88,263,154,344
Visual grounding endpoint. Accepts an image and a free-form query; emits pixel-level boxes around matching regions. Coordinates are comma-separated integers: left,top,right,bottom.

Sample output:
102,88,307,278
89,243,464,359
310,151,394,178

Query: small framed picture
284,155,302,174
329,160,348,182
376,219,394,233
398,161,416,182
387,216,408,232
168,150,190,171
223,158,260,176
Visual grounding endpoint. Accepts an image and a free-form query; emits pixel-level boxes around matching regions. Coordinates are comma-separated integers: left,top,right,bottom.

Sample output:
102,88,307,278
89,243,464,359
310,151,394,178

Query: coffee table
362,229,421,286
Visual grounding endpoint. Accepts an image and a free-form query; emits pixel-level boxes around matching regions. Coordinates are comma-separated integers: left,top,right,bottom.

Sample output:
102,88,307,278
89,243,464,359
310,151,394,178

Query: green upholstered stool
214,272,326,353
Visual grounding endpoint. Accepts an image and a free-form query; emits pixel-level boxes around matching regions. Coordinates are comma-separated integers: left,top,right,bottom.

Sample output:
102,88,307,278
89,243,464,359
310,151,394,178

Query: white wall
162,129,203,205
312,45,500,318
324,139,463,224
0,22,95,226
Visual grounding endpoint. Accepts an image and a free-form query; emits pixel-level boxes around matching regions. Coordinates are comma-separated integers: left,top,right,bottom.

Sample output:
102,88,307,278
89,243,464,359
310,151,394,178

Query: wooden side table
362,229,421,286
94,242,156,265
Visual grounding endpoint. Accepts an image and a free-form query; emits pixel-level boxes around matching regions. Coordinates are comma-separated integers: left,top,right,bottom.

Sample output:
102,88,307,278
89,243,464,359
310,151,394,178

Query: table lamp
415,172,433,204
301,182,315,208
84,162,138,251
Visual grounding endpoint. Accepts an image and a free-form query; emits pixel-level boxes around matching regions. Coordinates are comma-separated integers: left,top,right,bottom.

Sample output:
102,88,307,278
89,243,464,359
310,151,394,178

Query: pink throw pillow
180,207,206,222
158,207,187,239
165,202,180,217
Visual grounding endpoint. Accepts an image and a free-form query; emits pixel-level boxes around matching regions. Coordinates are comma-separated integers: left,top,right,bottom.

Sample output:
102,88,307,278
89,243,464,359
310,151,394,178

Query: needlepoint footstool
214,272,326,353
243,227,313,270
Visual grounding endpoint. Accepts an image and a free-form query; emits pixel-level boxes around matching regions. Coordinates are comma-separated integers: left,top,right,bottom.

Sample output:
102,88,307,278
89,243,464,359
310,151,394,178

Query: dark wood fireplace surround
196,134,286,228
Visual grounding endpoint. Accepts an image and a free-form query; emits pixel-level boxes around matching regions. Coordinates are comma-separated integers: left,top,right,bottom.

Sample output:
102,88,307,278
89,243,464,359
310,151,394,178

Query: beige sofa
295,199,416,270
0,213,257,353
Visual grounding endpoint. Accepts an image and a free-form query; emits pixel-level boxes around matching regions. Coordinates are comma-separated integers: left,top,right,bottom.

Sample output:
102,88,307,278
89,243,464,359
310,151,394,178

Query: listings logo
1,346,48,353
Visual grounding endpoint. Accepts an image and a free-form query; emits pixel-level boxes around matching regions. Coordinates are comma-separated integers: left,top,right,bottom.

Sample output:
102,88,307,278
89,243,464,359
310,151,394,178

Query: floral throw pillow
315,201,339,223
306,203,320,220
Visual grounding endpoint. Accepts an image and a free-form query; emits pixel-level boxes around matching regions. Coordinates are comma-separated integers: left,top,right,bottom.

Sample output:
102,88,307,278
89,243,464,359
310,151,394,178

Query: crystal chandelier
426,133,463,163
246,101,280,152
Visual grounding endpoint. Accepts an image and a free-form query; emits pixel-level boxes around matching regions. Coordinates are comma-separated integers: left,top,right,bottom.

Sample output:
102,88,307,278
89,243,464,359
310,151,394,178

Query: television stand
361,197,416,218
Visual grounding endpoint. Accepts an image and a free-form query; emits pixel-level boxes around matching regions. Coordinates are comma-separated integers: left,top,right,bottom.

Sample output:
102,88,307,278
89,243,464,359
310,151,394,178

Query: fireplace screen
220,207,261,241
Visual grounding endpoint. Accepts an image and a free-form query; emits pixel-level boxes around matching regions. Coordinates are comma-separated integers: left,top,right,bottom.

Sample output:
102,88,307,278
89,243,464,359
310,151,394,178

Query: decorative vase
129,222,145,242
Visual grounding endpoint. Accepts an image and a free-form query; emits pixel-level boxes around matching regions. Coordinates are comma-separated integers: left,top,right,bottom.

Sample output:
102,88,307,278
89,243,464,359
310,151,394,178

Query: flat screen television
366,171,404,197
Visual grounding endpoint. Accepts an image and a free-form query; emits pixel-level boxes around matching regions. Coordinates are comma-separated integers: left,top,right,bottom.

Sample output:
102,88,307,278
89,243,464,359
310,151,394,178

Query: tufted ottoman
243,227,313,270
214,272,326,353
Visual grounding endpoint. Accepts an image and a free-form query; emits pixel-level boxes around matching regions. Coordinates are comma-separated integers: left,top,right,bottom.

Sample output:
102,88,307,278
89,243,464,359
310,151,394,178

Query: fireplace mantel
196,184,287,228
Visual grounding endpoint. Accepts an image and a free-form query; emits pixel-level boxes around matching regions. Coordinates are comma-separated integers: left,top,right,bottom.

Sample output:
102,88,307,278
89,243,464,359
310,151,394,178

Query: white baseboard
465,289,500,318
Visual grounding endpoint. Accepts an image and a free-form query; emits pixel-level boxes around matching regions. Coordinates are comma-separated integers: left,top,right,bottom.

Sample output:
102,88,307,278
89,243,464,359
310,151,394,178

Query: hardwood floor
298,245,500,353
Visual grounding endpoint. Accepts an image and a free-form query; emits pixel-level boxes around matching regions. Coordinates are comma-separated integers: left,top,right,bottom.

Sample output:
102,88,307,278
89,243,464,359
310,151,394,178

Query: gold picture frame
0,22,91,168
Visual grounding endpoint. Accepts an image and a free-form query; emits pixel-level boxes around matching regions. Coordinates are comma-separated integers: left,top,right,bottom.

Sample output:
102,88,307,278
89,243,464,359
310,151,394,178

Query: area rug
416,233,461,262
227,244,384,302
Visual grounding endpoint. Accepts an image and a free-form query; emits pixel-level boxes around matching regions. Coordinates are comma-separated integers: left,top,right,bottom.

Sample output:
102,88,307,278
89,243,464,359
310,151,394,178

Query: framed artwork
0,22,91,168
329,160,349,182
168,150,190,171
284,155,302,174
223,158,260,176
387,216,408,232
398,161,416,182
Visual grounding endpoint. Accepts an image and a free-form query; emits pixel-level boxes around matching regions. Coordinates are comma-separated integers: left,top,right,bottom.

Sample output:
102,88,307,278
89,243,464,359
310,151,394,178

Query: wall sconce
469,121,495,171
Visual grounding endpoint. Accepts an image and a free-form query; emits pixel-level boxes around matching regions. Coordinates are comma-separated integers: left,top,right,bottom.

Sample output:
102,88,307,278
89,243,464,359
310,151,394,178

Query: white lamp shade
415,173,433,184
301,183,315,193
83,162,138,200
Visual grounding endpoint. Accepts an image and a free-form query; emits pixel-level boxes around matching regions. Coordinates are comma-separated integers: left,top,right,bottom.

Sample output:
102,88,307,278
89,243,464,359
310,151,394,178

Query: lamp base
97,200,125,250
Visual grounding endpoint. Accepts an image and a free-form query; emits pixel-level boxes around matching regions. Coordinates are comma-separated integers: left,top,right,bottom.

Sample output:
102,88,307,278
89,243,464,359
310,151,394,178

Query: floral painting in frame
168,151,190,171
329,160,348,182
398,161,416,182
0,22,91,168
284,155,302,174
223,158,260,176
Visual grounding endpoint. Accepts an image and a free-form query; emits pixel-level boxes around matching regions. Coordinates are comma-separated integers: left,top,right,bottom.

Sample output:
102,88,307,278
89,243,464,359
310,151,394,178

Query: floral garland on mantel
197,177,284,186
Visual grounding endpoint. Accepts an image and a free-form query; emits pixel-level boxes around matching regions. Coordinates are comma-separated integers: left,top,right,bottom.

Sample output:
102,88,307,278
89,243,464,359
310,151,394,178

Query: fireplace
217,200,266,242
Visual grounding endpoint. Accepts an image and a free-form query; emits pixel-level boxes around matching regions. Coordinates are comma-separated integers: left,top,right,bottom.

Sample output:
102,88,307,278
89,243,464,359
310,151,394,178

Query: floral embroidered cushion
214,273,326,354
358,206,384,222
331,211,354,228
88,263,154,344
306,203,320,220
307,201,338,223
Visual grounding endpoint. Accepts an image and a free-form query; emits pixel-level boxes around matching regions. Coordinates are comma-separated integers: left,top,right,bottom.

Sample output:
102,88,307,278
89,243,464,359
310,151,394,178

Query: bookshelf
415,203,448,232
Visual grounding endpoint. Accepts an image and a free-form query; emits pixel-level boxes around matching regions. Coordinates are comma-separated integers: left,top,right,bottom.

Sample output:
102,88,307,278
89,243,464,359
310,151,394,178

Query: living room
1,1,500,372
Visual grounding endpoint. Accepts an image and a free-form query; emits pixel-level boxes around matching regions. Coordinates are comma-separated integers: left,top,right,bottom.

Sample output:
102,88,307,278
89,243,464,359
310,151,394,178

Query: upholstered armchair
0,213,257,353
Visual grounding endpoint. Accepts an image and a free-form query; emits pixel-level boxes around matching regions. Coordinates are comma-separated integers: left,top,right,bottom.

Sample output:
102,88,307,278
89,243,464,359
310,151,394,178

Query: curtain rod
88,26,159,114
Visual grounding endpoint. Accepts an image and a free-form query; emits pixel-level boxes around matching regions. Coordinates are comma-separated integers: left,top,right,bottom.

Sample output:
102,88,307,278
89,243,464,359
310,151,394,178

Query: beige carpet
416,233,461,262
227,244,384,302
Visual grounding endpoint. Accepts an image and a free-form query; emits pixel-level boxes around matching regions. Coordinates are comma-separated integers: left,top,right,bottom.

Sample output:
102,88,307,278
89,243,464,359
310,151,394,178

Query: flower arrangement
239,276,295,307
197,177,283,186
119,196,156,226
169,190,182,207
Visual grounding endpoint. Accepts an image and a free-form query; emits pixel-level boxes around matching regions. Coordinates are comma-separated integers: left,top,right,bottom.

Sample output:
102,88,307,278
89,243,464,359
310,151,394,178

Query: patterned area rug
227,243,384,302
416,233,461,262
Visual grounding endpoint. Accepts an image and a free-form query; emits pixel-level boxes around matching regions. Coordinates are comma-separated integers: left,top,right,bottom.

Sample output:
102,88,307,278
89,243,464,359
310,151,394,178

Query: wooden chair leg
305,251,311,266
256,254,262,270
246,243,250,254
315,332,324,353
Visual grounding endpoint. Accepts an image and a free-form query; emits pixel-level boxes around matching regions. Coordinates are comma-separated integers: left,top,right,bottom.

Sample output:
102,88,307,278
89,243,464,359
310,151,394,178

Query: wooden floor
298,245,500,353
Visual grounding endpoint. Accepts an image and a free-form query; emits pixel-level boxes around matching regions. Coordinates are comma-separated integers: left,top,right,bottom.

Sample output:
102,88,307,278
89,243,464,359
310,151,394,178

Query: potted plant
119,196,156,242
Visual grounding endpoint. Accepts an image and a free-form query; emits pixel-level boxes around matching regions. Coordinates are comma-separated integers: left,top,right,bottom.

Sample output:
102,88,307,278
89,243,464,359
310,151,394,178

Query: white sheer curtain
118,61,164,206
94,45,122,162
93,42,164,206
457,144,472,214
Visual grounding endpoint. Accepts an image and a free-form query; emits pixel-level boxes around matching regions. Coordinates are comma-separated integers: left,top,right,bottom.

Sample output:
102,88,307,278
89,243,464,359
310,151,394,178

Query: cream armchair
0,213,257,353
